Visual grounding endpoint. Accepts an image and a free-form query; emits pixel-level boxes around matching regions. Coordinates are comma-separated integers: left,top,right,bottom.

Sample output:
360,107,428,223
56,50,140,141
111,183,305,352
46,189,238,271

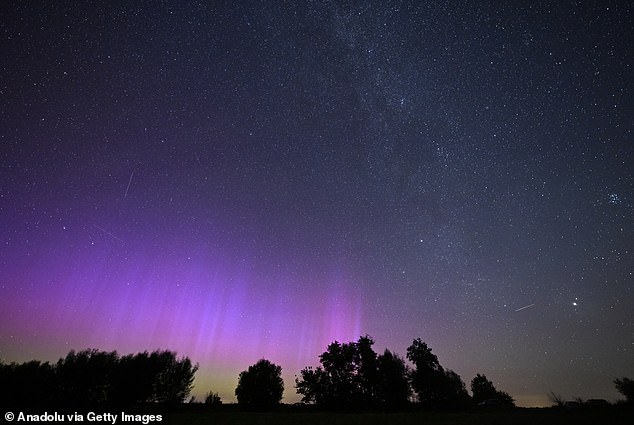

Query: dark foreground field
169,407,634,425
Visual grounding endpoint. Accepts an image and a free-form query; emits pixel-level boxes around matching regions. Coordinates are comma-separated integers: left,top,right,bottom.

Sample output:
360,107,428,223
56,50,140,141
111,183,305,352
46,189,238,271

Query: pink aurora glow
1,242,364,402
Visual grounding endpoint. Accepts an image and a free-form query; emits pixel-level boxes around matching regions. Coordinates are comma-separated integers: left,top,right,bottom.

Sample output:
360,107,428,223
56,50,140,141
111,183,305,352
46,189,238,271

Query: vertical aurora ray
0,239,366,402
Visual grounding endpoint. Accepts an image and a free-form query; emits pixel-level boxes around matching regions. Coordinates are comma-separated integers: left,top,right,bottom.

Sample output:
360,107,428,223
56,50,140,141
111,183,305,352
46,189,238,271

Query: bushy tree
497,390,515,407
109,350,197,405
406,338,470,407
407,339,441,373
406,338,445,405
1,349,197,406
296,335,383,408
441,369,471,406
357,335,380,401
296,335,411,409
109,351,155,405
614,377,634,403
471,373,497,403
376,349,411,407
204,391,222,406
150,351,198,404
471,374,515,406
56,349,119,405
235,359,284,409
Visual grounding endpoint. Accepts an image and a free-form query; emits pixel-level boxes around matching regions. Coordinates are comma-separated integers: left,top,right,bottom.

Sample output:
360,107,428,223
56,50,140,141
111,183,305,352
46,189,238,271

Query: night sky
1,1,632,407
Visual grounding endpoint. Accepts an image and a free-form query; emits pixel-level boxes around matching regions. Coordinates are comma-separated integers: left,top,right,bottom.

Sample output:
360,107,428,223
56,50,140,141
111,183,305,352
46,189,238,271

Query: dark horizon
1,0,632,407
2,339,632,408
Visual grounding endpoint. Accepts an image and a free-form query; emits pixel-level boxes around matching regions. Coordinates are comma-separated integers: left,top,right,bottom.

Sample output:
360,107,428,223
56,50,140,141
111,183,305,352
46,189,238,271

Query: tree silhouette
1,349,197,406
614,377,634,404
357,336,380,402
235,359,284,409
406,338,444,405
317,339,361,405
150,350,198,404
471,374,515,406
109,351,155,405
547,390,565,407
376,349,411,407
407,339,441,372
108,350,197,405
406,338,470,407
55,349,119,405
471,374,497,403
296,335,385,408
294,365,326,405
0,360,56,406
296,335,412,409
204,390,222,406
440,369,471,406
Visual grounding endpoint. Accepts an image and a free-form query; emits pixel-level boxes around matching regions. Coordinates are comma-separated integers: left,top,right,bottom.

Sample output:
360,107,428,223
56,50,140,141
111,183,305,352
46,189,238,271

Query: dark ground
168,406,634,425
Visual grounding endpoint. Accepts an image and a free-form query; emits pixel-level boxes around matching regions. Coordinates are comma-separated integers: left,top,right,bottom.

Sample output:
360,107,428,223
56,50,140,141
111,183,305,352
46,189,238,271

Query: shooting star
514,303,535,312
123,171,134,199
92,224,123,243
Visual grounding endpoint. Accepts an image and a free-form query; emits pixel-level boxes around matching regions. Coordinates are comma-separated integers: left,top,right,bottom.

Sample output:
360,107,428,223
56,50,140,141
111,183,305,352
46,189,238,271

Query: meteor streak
514,303,535,312
124,171,134,199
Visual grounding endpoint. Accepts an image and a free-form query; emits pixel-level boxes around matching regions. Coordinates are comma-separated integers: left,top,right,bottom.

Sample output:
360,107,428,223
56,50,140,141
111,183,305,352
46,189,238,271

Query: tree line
235,335,514,409
234,335,633,410
0,349,197,406
3,336,633,409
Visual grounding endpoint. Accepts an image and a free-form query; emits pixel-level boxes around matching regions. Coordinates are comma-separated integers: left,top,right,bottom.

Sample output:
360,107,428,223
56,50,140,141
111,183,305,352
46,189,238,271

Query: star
1,1,630,408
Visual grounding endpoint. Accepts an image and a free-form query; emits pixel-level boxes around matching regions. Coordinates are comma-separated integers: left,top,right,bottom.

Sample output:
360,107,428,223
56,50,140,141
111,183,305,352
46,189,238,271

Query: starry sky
1,1,632,407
